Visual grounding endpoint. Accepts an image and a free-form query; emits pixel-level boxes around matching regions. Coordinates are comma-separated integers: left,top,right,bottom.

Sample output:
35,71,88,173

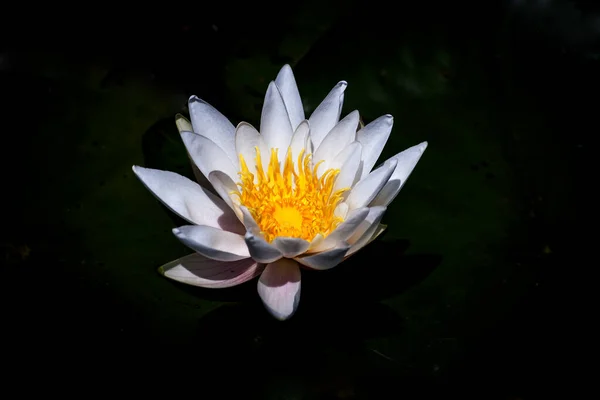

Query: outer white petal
132,166,244,234
235,122,269,175
257,258,301,321
331,141,362,192
239,207,282,263
175,114,211,187
345,159,397,210
181,131,239,183
309,207,369,252
173,225,250,262
313,110,359,172
346,206,387,256
356,114,394,180
295,243,350,270
275,64,305,131
286,120,310,162
272,237,310,258
308,81,347,149
261,81,293,161
188,95,237,166
159,253,264,288
370,142,428,207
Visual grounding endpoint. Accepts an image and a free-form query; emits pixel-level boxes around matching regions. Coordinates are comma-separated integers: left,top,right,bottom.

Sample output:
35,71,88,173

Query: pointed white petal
308,81,347,149
159,253,263,288
175,114,211,187
345,159,397,210
188,96,237,166
346,206,387,255
181,131,239,183
356,114,394,180
235,122,269,175
310,207,369,252
286,120,310,162
260,81,293,161
173,225,250,262
331,141,362,192
313,110,359,171
295,243,350,270
275,64,305,131
272,237,311,258
257,258,301,321
370,142,428,207
207,170,242,218
132,166,244,233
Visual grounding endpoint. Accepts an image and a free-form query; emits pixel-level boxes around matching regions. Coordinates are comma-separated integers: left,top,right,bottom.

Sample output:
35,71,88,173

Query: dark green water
2,1,592,397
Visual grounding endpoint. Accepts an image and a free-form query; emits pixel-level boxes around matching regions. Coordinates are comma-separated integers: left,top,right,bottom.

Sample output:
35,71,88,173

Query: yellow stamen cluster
236,147,348,243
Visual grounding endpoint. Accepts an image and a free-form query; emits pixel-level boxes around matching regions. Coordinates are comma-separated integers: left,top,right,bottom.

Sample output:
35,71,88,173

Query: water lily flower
133,65,427,320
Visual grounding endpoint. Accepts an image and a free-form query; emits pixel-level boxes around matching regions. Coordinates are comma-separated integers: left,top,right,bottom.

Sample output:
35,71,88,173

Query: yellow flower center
236,147,348,243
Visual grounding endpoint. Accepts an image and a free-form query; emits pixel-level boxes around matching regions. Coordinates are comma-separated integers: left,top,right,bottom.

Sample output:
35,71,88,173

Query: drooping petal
295,243,351,270
370,142,428,207
286,120,310,162
257,258,301,320
181,131,239,183
132,166,244,233
272,237,310,258
173,225,250,262
309,207,369,252
188,95,237,166
239,207,282,263
331,141,362,192
345,159,397,210
346,206,387,256
313,110,360,171
261,81,293,160
356,114,394,180
235,122,269,175
159,253,264,288
175,113,211,188
275,64,305,131
308,81,347,149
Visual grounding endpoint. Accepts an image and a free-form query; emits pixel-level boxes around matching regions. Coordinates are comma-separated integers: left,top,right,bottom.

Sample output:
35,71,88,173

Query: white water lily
133,65,427,320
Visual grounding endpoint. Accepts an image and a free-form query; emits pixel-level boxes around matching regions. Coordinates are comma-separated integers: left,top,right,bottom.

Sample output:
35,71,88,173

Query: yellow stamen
235,147,348,243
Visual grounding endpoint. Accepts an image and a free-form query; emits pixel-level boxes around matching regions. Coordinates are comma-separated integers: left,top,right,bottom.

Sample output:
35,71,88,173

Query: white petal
295,243,350,270
239,207,283,263
310,207,369,252
159,253,263,288
207,170,241,218
181,131,239,183
173,225,250,262
272,237,310,258
257,258,301,321
235,122,269,175
175,114,211,187
331,141,362,192
286,120,310,162
346,206,387,255
132,166,244,234
356,114,394,180
313,110,359,171
275,64,305,131
188,96,237,166
260,81,293,161
308,81,347,149
345,159,397,210
370,142,428,207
